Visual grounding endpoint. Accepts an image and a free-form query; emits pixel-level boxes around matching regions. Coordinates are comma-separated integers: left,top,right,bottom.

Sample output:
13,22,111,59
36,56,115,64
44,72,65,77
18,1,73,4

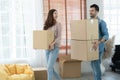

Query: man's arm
93,20,109,50
99,20,109,43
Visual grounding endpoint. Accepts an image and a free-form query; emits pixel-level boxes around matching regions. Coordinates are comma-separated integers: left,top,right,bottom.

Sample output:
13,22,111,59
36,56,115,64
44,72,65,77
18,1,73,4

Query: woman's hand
49,42,55,50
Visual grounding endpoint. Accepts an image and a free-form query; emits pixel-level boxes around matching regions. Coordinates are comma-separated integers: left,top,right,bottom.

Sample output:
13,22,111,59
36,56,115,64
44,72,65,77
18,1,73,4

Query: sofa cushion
24,68,33,74
0,64,35,80
0,65,9,80
16,64,27,74
5,64,16,75
1,64,10,75
8,74,32,80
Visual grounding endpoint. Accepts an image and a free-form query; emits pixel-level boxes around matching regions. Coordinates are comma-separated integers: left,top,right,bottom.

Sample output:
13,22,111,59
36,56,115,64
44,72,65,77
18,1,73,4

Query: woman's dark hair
43,9,57,30
90,4,99,12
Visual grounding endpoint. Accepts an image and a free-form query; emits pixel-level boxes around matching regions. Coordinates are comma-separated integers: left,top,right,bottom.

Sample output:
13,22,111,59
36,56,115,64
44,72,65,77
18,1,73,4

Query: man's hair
90,4,99,12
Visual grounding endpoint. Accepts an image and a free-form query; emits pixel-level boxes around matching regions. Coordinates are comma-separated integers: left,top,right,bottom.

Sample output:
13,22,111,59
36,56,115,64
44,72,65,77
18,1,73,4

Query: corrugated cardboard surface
59,54,72,61
70,19,98,40
86,19,98,40
71,40,99,61
33,68,47,80
59,55,81,78
33,30,54,49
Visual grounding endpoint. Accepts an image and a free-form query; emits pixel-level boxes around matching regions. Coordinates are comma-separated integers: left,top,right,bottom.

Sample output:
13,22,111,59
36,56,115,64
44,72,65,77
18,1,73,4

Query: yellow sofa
0,64,35,80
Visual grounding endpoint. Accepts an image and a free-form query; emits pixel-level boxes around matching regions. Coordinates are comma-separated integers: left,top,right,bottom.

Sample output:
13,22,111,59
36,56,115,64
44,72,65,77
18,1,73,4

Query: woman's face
53,11,58,20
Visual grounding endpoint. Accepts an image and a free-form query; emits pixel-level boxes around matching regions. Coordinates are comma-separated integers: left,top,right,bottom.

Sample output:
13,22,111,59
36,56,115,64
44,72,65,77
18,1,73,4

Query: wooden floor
54,62,120,80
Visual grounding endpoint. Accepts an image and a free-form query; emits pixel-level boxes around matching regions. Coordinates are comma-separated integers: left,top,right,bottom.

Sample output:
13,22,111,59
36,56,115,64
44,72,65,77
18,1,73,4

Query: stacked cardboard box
59,54,81,78
33,68,47,80
70,19,99,61
33,30,54,49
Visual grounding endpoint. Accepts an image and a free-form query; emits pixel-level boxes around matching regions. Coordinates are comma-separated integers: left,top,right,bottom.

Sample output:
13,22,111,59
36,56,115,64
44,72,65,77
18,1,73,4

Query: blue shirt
98,18,109,52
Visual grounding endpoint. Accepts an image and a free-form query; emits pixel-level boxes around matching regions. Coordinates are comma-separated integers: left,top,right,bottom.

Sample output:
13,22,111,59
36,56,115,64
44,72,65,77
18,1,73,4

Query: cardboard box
33,68,47,80
33,30,54,49
59,54,81,78
71,40,99,61
70,19,98,40
59,54,72,61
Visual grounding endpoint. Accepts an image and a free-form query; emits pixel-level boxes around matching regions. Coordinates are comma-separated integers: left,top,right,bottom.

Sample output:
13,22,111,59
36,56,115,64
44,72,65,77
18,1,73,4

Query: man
90,4,109,80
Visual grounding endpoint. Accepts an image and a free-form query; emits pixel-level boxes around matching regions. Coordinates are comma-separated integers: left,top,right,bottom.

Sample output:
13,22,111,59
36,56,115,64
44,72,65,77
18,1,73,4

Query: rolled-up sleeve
100,21,109,41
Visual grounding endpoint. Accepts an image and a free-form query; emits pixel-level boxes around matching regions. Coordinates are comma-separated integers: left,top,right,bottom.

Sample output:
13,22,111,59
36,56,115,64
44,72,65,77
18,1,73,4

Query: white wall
86,0,104,19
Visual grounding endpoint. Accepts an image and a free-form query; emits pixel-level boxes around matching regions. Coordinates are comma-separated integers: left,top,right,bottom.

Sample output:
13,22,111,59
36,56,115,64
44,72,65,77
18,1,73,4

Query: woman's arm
49,22,62,49
54,22,62,44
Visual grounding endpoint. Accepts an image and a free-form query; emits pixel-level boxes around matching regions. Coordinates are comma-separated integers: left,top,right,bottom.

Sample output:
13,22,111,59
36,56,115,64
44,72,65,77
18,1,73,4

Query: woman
44,9,61,80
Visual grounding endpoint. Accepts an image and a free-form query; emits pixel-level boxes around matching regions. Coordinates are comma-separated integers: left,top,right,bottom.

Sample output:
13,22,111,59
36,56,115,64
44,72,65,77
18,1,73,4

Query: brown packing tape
59,54,81,63
59,59,81,64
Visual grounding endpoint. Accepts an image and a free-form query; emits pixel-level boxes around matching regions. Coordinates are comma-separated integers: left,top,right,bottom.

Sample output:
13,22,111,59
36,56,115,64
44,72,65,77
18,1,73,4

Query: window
0,0,47,67
104,0,120,44
43,0,86,54
0,0,11,58
0,0,36,59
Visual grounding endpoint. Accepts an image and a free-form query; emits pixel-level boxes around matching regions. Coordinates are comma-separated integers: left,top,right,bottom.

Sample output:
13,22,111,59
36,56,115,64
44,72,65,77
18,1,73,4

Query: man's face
90,7,98,18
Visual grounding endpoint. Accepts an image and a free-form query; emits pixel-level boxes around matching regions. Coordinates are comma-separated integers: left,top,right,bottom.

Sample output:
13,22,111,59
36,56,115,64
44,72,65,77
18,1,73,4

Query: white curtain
0,0,46,67
104,0,120,45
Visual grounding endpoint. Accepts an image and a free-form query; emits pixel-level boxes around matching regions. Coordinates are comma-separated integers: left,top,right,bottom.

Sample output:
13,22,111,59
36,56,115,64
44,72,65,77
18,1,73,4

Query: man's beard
90,15,95,18
90,13,97,18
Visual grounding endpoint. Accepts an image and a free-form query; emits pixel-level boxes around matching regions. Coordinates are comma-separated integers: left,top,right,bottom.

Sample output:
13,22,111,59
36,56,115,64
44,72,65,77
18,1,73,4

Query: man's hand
92,40,100,51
